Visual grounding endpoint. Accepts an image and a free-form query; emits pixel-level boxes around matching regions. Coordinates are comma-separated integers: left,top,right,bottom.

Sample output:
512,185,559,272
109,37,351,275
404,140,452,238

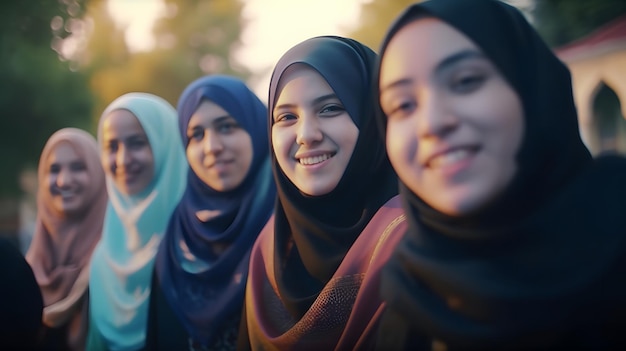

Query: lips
51,187,79,199
424,146,479,168
116,169,142,184
299,153,333,165
296,152,336,166
205,159,233,169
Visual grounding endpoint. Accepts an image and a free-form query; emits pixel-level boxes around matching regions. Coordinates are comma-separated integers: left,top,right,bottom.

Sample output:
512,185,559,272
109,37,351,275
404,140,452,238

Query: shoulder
366,195,407,239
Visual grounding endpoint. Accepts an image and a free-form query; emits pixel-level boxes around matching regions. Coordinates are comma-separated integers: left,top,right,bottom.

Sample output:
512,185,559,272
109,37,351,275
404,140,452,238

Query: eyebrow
380,49,485,94
435,49,484,74
187,115,233,131
273,93,338,112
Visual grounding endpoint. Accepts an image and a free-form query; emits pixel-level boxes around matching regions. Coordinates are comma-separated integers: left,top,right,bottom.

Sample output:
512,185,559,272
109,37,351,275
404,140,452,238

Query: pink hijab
26,128,107,348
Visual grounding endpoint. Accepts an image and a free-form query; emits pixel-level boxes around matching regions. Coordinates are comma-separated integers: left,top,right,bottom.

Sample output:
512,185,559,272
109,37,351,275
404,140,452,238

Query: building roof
555,14,626,62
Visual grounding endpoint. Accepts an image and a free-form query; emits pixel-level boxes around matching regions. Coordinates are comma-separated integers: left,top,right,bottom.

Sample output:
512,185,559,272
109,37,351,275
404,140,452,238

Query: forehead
101,109,146,139
189,100,231,126
47,142,81,164
380,18,479,84
275,64,333,104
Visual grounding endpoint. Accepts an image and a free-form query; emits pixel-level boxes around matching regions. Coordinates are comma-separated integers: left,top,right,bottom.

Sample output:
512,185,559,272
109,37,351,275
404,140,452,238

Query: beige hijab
26,128,107,349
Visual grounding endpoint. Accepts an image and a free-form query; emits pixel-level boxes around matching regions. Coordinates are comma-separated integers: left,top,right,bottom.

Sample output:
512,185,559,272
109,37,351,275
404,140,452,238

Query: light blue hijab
88,92,187,350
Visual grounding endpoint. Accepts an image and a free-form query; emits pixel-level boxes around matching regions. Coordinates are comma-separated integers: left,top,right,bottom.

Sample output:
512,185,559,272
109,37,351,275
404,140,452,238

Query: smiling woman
87,92,187,351
373,0,626,349
26,128,107,351
238,35,407,351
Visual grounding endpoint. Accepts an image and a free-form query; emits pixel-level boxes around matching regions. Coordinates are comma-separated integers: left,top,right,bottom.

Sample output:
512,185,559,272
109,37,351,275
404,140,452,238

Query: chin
62,205,83,217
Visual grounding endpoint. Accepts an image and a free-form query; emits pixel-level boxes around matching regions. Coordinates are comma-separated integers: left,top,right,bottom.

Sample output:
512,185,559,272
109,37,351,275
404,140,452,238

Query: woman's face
272,65,359,196
186,100,254,192
100,109,155,196
379,18,524,216
45,142,90,216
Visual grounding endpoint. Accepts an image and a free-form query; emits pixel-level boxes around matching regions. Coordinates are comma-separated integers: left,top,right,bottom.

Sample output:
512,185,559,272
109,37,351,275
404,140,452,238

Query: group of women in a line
6,0,626,350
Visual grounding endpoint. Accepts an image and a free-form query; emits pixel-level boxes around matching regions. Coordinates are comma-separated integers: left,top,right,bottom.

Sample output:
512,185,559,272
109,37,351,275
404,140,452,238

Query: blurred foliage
347,0,421,52
532,0,626,47
0,0,94,198
348,0,626,50
79,0,249,126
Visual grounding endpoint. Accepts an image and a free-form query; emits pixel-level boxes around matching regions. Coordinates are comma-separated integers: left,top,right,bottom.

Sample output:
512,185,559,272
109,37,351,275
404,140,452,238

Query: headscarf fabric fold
155,75,276,346
374,0,626,348
89,93,187,350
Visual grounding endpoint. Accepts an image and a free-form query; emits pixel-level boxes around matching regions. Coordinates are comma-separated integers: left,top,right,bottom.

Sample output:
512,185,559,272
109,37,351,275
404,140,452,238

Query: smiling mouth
52,189,78,199
427,148,477,168
298,153,335,165
59,190,76,197
207,159,233,168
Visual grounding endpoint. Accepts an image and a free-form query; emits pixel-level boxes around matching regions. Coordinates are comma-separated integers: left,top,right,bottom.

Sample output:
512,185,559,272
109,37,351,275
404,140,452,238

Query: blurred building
555,14,626,155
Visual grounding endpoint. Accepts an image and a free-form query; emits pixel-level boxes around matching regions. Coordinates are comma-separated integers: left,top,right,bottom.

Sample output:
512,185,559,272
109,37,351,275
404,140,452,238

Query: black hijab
268,36,398,319
1,238,43,349
374,0,626,349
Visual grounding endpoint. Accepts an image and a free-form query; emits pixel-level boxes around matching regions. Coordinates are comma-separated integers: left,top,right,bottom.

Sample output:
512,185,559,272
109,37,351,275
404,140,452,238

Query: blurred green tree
532,0,626,47
79,0,249,124
0,0,94,198
347,0,421,52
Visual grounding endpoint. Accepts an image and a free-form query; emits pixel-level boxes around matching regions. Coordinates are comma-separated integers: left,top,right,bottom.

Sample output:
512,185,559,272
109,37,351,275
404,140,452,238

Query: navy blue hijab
155,75,275,345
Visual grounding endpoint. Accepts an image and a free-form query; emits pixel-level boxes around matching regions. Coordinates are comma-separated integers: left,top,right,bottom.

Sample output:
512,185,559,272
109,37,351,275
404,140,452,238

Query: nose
203,129,224,154
115,145,132,169
295,111,323,145
56,168,71,188
416,91,459,139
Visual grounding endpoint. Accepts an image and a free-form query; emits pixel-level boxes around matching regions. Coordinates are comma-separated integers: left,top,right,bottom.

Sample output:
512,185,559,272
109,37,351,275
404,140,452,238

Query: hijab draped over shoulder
89,93,187,350
155,75,275,346
243,36,403,351
26,128,107,349
375,0,626,349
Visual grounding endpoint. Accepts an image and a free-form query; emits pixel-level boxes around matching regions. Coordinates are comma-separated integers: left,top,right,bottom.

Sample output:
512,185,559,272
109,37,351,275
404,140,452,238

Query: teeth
299,154,332,165
430,149,470,167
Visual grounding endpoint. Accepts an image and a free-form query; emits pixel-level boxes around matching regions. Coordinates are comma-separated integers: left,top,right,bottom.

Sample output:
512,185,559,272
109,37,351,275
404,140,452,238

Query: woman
374,0,626,349
87,93,187,350
146,75,275,350
239,36,407,351
26,128,107,351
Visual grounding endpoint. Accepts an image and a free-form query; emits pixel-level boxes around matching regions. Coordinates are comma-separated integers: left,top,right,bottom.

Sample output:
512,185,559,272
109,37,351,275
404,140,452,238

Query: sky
107,0,365,100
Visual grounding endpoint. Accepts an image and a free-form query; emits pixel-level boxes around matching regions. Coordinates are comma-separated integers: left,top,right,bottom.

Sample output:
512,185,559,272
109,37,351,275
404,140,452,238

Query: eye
216,121,239,134
188,128,205,141
451,73,486,93
70,162,87,172
319,104,345,117
49,164,60,174
384,98,417,119
128,138,148,150
274,112,297,124
105,141,118,153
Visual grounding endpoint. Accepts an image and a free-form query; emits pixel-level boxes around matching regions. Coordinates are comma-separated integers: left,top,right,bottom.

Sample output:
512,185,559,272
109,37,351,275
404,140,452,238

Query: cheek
46,174,56,190
487,96,525,158
240,141,254,170
142,150,156,171
101,154,113,172
386,121,413,167
186,144,201,164
271,129,290,168
76,173,91,191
